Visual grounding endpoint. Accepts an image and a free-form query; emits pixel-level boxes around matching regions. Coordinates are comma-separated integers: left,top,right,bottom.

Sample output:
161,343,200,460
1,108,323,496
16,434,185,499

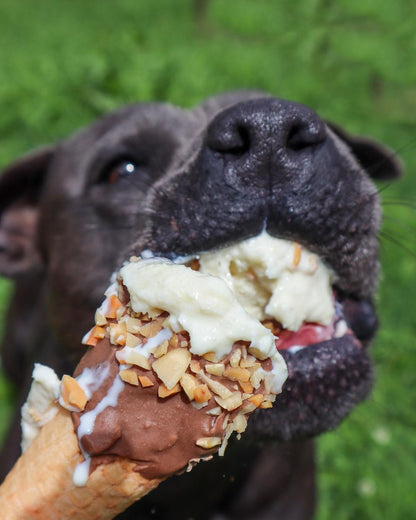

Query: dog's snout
207,98,326,158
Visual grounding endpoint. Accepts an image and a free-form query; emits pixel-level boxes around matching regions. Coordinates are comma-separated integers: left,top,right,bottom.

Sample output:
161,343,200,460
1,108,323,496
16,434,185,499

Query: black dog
0,91,401,519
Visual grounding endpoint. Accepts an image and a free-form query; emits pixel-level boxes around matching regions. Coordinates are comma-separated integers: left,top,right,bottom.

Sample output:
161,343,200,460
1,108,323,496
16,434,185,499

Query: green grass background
0,1,415,517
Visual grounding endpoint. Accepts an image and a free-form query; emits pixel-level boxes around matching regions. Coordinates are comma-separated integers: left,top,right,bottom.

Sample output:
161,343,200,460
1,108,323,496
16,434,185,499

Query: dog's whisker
382,199,416,209
379,230,416,258
367,136,416,179
376,182,395,195
382,214,416,235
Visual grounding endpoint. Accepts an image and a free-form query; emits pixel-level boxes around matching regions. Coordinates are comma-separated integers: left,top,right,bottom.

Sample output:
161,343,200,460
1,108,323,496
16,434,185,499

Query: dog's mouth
156,231,376,441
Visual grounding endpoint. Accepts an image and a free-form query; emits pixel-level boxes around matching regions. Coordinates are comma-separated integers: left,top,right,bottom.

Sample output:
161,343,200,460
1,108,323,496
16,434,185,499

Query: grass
0,1,415,517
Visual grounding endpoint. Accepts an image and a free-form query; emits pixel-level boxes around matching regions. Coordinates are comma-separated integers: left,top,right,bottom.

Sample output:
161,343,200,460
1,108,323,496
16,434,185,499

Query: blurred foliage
0,0,415,518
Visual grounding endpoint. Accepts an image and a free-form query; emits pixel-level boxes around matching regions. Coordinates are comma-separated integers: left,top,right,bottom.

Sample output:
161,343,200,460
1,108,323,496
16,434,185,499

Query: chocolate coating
72,339,226,479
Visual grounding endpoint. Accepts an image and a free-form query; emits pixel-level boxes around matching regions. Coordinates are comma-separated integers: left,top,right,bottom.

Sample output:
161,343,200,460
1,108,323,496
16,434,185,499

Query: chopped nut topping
239,402,257,414
249,367,264,389
205,363,225,377
238,380,254,394
198,372,232,399
116,305,126,320
260,400,273,409
109,322,127,346
189,360,202,374
248,346,268,361
169,334,179,348
138,375,154,388
116,349,151,370
82,329,100,347
218,423,235,456
125,316,143,334
202,352,216,362
292,242,302,268
158,383,181,398
105,295,124,319
125,332,141,349
262,320,275,332
90,325,106,341
60,375,88,411
214,391,243,411
119,369,139,386
229,349,241,368
180,373,199,401
223,367,250,383
152,340,169,358
194,384,212,404
261,320,282,336
233,414,248,434
188,258,200,271
196,437,222,449
248,394,263,408
152,348,191,389
239,356,259,368
94,309,107,326
205,406,222,416
139,318,164,338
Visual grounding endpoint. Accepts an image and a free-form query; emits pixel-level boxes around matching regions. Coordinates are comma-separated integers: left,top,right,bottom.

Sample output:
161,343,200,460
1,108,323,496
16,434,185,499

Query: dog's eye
104,160,137,184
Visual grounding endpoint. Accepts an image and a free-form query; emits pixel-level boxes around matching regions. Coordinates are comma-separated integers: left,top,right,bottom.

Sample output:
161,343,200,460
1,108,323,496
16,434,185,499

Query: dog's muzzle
131,98,381,441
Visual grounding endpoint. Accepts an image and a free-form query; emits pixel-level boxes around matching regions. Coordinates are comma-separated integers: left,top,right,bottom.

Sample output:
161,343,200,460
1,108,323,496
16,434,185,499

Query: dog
0,91,401,519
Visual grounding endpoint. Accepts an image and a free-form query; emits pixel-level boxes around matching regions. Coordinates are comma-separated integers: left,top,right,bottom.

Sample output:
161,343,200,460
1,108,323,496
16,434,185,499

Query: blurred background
0,1,415,518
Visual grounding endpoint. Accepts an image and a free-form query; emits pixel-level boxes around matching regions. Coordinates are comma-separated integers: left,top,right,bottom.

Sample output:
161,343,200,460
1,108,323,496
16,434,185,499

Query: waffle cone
0,407,163,519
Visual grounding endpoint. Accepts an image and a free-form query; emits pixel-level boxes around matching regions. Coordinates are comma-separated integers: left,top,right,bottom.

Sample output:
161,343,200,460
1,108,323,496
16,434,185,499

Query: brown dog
0,92,401,519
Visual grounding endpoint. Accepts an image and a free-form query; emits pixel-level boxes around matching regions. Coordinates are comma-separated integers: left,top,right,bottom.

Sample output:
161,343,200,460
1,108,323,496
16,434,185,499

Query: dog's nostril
206,99,327,163
208,122,251,156
286,121,326,152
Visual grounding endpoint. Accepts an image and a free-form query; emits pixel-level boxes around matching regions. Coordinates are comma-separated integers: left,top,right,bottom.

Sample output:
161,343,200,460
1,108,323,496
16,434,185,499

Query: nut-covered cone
0,407,162,520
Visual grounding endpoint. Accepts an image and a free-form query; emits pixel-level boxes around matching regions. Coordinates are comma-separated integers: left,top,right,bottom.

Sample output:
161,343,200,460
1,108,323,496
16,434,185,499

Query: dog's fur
0,92,401,519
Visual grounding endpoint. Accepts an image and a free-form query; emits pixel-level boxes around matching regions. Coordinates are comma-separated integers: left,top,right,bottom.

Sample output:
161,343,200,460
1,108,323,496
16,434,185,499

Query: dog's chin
248,335,373,441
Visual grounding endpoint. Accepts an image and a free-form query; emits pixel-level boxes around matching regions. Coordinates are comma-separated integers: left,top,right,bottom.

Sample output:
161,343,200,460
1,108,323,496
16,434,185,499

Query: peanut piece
119,369,139,386
158,383,181,398
196,437,222,449
194,384,212,404
205,363,225,377
198,372,232,399
224,367,250,382
138,376,154,388
152,348,191,389
60,375,88,411
229,349,241,368
180,373,199,401
139,318,164,338
152,340,169,358
214,391,243,411
248,394,263,407
104,294,123,319
125,332,141,349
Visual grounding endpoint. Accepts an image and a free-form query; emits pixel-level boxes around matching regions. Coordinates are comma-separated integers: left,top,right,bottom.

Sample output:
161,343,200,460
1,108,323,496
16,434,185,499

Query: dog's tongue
274,322,335,351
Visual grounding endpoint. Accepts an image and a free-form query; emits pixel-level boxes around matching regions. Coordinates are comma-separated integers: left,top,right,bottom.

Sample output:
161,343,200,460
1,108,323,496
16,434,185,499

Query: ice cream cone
0,407,162,520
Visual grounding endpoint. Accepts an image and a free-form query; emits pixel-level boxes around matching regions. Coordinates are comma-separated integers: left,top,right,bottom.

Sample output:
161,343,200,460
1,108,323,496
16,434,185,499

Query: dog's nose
207,98,326,159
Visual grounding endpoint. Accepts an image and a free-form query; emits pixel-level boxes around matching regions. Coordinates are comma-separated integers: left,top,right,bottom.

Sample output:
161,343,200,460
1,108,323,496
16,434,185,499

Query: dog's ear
327,122,404,180
0,145,56,277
